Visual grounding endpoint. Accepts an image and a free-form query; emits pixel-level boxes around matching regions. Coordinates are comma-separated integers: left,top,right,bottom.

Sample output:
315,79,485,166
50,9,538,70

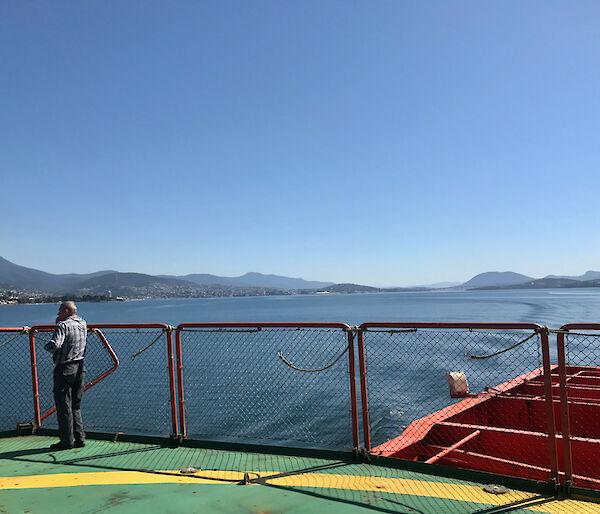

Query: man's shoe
74,441,85,448
49,442,73,450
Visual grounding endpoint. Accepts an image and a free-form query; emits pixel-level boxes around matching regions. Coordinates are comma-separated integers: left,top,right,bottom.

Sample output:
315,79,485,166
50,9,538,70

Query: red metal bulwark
358,322,560,485
175,322,359,450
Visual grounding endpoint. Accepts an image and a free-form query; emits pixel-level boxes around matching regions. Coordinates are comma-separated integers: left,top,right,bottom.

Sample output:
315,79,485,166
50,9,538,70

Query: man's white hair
61,301,77,315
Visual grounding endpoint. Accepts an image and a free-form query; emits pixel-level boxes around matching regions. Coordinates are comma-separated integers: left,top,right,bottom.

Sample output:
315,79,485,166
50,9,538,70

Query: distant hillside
75,272,296,298
5,254,600,299
0,256,115,292
78,272,198,290
545,271,600,281
474,278,600,290
165,273,227,285
0,256,334,299
415,281,463,289
461,272,533,289
321,283,427,293
323,283,380,293
0,256,58,290
171,272,333,290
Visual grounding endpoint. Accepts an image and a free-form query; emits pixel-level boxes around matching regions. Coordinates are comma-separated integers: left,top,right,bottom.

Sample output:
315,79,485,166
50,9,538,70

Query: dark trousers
53,361,86,446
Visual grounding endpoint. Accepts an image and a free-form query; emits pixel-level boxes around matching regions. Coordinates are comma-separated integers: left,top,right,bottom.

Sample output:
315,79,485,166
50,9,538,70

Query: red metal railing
6,319,600,493
27,329,42,428
176,322,359,451
89,323,177,436
0,328,33,431
28,323,178,437
29,325,119,427
29,327,119,423
556,323,600,491
357,322,560,485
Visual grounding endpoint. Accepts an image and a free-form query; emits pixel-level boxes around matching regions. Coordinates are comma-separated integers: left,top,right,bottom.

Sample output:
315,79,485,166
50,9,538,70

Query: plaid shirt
44,315,87,366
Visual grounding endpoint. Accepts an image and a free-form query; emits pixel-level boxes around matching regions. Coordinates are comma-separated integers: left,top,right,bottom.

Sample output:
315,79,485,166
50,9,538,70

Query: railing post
557,331,573,487
28,330,41,429
175,327,186,438
166,328,179,438
346,329,360,453
357,327,371,452
540,329,559,485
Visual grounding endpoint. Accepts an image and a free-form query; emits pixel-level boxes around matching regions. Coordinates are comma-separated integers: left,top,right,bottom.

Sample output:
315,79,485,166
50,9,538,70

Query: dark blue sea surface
2,290,599,449
2,288,600,327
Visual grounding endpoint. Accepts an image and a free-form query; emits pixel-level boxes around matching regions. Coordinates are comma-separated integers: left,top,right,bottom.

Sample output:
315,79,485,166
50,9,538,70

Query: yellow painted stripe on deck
0,470,596,513
0,470,244,488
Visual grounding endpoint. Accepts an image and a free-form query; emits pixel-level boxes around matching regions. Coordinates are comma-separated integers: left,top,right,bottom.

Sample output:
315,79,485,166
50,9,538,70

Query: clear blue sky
2,1,599,286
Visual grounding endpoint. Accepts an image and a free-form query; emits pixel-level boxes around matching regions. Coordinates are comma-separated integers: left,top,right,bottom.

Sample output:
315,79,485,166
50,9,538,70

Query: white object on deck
446,371,470,398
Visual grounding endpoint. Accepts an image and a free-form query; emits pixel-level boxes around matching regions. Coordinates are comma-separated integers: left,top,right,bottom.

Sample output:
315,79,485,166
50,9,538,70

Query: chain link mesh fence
177,324,355,450
559,325,600,490
0,328,33,431
32,325,176,437
360,324,555,484
11,318,600,502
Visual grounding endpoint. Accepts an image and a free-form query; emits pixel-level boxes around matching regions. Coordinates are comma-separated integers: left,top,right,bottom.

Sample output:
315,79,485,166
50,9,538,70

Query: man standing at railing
44,301,87,450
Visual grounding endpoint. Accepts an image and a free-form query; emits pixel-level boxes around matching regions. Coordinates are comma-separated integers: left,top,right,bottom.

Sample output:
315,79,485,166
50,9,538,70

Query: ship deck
1,435,599,513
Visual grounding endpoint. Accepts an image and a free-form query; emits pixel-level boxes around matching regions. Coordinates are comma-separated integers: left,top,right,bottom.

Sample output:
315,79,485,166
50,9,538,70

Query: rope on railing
131,326,174,360
361,328,418,334
277,345,349,373
548,328,600,337
180,328,262,333
466,330,540,360
0,327,30,348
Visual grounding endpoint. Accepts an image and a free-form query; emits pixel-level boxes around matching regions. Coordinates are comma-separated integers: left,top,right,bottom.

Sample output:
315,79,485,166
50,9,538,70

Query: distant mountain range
2,256,600,300
0,257,118,293
545,271,600,281
159,272,332,290
416,281,463,289
469,276,600,291
459,271,600,290
0,257,333,297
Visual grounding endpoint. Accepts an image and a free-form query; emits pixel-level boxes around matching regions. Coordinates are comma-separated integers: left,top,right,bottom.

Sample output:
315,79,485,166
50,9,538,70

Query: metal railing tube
356,328,371,452
540,329,560,483
28,330,41,429
557,328,574,487
175,327,186,438
346,330,360,452
166,329,179,438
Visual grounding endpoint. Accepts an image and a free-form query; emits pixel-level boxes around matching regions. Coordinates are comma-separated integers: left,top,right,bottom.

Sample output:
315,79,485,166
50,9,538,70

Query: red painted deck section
374,365,600,489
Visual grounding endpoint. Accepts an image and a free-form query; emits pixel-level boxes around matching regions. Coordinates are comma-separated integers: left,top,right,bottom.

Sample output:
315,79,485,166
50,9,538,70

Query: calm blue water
2,290,599,449
2,288,600,328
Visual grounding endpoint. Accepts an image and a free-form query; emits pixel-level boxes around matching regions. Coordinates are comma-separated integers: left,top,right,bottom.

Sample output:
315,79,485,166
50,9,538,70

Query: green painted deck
0,435,598,513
